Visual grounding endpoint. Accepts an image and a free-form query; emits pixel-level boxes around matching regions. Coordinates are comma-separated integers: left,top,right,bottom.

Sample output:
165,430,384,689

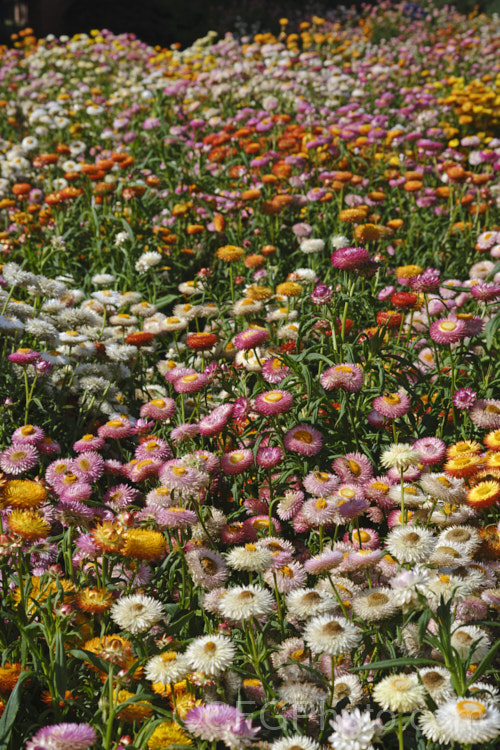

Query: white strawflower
331,234,350,249
373,673,426,713
303,615,361,655
219,584,274,621
292,268,317,281
435,698,500,744
385,526,436,564
144,650,190,683
285,588,337,619
110,594,164,634
270,735,320,750
451,625,491,662
331,674,364,708
135,251,162,273
226,543,273,573
390,566,430,606
380,443,421,471
185,635,236,675
92,273,115,286
114,231,129,247
299,238,325,254
329,708,383,750
105,343,138,362
418,667,454,704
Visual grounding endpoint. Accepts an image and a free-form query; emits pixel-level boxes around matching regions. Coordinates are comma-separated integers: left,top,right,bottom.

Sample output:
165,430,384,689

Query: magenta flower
261,357,291,384
73,434,105,453
469,399,500,429
173,372,209,393
470,281,500,301
11,424,44,445
284,425,322,456
26,722,97,750
170,422,200,441
320,363,363,392
331,246,370,270
429,317,468,344
234,327,270,350
254,390,293,416
310,283,334,305
8,348,40,365
140,397,176,420
72,451,105,482
408,267,440,292
220,449,254,475
452,387,477,410
0,443,39,475
372,390,411,419
184,703,259,747
198,403,234,436
413,437,446,465
256,445,284,469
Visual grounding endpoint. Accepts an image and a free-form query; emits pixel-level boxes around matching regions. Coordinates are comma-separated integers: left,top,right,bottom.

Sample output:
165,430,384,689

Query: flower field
1,2,500,748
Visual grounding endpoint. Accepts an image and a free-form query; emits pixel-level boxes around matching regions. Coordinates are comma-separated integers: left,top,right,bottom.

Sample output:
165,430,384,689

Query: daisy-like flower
198,404,234,436
331,246,370,269
26,723,97,750
186,548,229,590
254,390,293,416
144,651,191,684
390,567,430,606
234,327,269,350
329,708,383,750
220,449,254,475
373,672,426,713
219,584,274,621
301,496,339,527
263,561,307,593
261,357,291,384
386,526,436,563
73,434,105,452
174,372,209,394
332,453,373,484
429,317,468,344
304,549,343,574
469,399,500,429
270,735,320,750
256,446,284,469
451,624,491,662
303,615,361,655
97,418,133,440
11,424,45,445
110,594,164,634
434,698,500,744
73,451,104,482
453,387,477,410
388,483,426,508
380,443,420,471
170,423,200,442
0,443,39,476
413,437,446,465
284,425,322,456
226,544,272,573
140,397,176,420
159,460,209,494
467,480,500,509
373,391,411,419
303,471,339,496
419,473,466,503
285,588,337,619
352,588,400,622
320,363,363,392
184,703,259,749
185,635,235,676
418,666,454,704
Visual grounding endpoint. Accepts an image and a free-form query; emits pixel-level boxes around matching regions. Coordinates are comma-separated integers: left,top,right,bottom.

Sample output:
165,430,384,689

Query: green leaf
54,630,67,700
0,670,32,746
485,311,500,350
352,657,438,671
69,648,110,674
466,639,500,688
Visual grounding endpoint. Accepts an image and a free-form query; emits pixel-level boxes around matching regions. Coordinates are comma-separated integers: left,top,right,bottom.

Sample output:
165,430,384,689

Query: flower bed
0,3,500,748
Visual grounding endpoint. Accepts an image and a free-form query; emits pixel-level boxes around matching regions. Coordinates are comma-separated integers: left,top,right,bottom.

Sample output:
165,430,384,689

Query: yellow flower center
440,321,457,332
456,699,487,720
355,530,371,543
315,498,327,509
229,452,244,463
182,374,198,383
150,398,165,407
172,466,186,476
293,430,312,443
384,393,401,405
20,425,34,435
264,392,283,403
340,488,356,498
347,460,362,476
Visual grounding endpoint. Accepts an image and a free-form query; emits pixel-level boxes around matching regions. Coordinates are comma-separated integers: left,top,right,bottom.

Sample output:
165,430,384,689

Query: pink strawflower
97,417,133,439
331,246,370,269
73,434,105,453
26,722,97,750
125,458,163,482
301,496,339,527
429,317,468,344
232,396,251,422
408,267,440,292
469,399,500,429
332,452,373,484
452,387,477,410
284,425,322,456
263,560,306,593
234,327,270,350
157,506,198,528
372,390,411,419
198,404,234,436
174,372,209,393
11,424,44,445
261,357,291,384
56,499,94,527
191,450,220,474
135,437,171,462
184,704,259,747
413,437,446,465
170,422,200,441
220,449,254,475
320,363,363,392
277,490,304,520
165,366,196,383
470,281,500,301
60,483,93,503
256,446,284,469
73,452,105,482
103,484,139,510
159,459,210,492
0,443,39,475
38,438,61,456
8,348,40,365
140,397,176,420
304,549,343,574
254,390,293,416
303,471,339,496
343,527,380,550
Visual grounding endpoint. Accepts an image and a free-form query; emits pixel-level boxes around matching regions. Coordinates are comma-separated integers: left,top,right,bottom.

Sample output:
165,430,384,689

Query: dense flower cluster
0,3,499,749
